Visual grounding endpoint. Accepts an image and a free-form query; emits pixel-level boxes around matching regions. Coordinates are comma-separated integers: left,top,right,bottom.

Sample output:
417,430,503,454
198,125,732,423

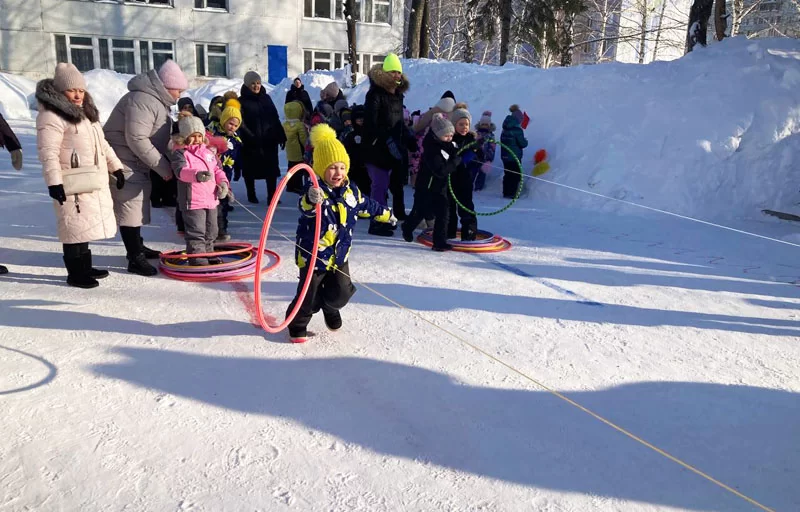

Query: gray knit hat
243,70,262,86
450,106,472,127
435,97,455,113
53,63,86,92
430,113,454,139
178,115,206,140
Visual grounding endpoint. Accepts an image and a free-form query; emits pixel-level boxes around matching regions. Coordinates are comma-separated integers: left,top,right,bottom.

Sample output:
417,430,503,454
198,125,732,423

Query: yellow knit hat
311,124,350,179
219,98,242,128
382,53,402,73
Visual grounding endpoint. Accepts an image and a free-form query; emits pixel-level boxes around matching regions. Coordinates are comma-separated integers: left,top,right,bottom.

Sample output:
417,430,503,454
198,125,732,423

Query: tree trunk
560,12,576,67
499,0,513,65
730,0,743,35
714,0,727,40
652,0,668,61
686,0,714,52
345,0,358,86
595,1,610,63
406,0,425,58
420,0,430,58
638,1,648,64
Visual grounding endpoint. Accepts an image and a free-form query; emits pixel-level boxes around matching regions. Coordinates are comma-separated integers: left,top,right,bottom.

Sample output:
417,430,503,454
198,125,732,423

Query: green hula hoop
448,138,524,217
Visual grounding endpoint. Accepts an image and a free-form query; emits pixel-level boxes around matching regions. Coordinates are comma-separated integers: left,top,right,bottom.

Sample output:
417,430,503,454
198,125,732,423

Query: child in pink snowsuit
170,115,231,266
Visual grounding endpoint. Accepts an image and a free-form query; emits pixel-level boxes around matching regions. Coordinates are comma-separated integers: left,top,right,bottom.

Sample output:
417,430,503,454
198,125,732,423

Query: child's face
355,118,364,126
344,119,352,127
223,118,240,134
187,133,204,145
181,104,193,113
323,162,347,188
455,118,470,136
439,134,453,143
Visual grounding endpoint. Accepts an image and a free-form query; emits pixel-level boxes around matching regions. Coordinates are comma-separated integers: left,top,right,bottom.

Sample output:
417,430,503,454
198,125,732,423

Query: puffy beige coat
35,79,123,244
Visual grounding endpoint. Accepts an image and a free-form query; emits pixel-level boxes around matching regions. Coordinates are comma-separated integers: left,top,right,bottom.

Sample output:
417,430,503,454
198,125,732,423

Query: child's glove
112,170,125,190
196,170,212,182
216,182,229,200
388,214,398,227
307,186,324,204
48,184,66,205
480,162,492,174
10,149,22,170
386,137,403,161
461,150,476,165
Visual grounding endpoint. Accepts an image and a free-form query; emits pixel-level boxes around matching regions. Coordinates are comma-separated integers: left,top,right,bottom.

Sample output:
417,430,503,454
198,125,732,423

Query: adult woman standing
238,71,286,204
285,77,313,120
35,63,125,288
104,60,188,276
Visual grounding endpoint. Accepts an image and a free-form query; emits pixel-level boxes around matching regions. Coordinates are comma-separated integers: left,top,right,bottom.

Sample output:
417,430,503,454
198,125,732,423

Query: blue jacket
500,115,528,161
208,121,243,181
295,180,392,271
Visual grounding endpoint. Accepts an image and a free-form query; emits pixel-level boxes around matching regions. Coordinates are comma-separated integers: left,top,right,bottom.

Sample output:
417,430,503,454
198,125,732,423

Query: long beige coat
35,79,123,244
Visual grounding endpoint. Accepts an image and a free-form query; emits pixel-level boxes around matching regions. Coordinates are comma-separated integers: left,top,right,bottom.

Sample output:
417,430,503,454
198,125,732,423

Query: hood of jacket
284,100,304,120
502,115,521,131
35,78,99,124
127,70,176,108
367,64,410,95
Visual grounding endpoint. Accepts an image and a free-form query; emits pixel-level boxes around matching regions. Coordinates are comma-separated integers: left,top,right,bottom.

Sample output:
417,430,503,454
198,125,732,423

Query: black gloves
49,185,66,205
113,170,125,190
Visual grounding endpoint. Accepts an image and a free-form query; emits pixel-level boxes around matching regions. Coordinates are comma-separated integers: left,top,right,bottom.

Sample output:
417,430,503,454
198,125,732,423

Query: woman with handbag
36,63,125,289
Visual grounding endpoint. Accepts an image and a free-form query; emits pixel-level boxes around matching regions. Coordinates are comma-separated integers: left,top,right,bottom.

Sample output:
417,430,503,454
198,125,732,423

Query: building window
55,34,173,74
305,50,386,72
366,0,391,23
194,0,227,9
125,0,172,5
305,0,390,24
196,43,228,77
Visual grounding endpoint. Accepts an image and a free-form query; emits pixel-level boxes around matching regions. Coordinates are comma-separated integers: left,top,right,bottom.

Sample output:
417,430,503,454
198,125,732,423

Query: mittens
216,182,229,200
112,170,125,190
196,170,212,182
461,150,476,165
307,187,324,204
386,137,403,161
48,184,66,205
10,149,22,170
388,214,398,227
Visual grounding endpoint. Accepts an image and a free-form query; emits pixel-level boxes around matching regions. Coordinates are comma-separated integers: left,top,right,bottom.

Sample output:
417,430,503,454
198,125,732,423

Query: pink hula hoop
254,163,322,333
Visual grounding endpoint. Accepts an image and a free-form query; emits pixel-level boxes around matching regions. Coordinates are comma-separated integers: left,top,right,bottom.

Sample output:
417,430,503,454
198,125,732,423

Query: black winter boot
82,250,109,279
0,264,8,274
64,255,99,289
323,309,342,331
121,227,158,276
140,236,161,259
127,253,158,276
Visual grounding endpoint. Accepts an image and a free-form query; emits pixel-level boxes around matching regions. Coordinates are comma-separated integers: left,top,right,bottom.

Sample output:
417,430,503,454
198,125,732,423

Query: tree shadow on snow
91,348,800,511
0,299,261,339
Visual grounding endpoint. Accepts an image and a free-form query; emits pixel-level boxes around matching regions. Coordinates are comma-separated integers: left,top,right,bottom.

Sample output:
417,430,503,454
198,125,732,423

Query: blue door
267,45,288,85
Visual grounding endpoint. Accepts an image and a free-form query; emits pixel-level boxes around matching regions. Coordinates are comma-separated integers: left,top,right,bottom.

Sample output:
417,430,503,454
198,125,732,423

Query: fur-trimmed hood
35,79,99,124
367,64,410,95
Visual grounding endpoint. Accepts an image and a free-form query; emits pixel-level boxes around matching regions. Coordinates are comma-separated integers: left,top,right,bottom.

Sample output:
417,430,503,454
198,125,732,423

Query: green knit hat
382,53,402,73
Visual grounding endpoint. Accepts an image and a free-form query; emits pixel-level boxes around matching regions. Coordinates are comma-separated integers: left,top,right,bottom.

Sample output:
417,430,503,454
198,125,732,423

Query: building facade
0,0,404,84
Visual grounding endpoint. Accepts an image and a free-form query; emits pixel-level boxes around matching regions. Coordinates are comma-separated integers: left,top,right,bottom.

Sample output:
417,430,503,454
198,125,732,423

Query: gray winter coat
103,70,176,226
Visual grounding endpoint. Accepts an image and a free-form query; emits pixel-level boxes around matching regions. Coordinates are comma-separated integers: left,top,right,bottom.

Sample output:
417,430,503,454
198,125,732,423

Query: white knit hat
178,115,206,139
435,97,456,113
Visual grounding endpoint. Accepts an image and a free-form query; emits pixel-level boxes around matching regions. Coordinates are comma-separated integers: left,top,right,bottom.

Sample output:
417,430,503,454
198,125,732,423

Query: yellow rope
233,197,776,512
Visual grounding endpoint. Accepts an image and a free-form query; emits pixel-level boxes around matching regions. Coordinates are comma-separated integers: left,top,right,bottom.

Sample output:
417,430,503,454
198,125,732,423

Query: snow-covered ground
1,37,800,511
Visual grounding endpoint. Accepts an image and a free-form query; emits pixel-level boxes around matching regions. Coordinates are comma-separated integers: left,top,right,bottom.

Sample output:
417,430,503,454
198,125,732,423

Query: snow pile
2,37,799,220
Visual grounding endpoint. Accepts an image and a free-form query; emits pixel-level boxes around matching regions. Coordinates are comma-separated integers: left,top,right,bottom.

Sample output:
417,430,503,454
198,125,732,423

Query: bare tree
420,0,431,57
344,0,358,85
686,0,714,52
406,0,427,58
714,0,727,40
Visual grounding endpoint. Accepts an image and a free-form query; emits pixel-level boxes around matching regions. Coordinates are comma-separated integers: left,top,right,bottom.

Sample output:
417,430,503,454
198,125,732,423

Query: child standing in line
473,111,497,191
500,104,528,198
283,100,309,194
208,99,243,241
448,104,479,241
170,116,232,266
286,124,396,343
401,114,461,252
342,105,370,196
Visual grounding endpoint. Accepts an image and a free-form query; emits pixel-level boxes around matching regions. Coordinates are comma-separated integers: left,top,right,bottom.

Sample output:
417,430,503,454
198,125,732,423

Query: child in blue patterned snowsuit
286,124,396,342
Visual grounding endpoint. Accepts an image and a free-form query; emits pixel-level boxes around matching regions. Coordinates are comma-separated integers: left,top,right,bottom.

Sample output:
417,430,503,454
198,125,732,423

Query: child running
286,124,396,343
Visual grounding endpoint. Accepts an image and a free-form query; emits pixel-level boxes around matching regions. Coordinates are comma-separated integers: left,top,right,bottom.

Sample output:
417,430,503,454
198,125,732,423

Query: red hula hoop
254,163,322,334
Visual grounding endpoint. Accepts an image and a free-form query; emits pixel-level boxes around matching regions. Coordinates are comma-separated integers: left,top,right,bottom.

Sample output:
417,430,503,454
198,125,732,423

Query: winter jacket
103,70,176,227
0,113,21,152
283,101,308,163
170,143,228,212
452,131,478,184
416,130,461,197
343,124,369,193
35,79,123,244
208,121,243,181
363,64,411,170
476,125,497,164
239,84,286,180
295,180,392,272
285,84,313,119
500,115,528,161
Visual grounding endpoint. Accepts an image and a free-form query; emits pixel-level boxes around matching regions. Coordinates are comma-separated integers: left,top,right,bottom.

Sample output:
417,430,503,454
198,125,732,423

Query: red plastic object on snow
534,149,548,164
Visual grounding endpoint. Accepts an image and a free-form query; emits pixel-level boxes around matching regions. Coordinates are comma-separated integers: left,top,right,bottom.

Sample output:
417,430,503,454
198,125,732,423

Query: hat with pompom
311,124,350,178
219,98,242,128
509,104,524,124
430,113,454,139
479,110,492,126
449,103,472,127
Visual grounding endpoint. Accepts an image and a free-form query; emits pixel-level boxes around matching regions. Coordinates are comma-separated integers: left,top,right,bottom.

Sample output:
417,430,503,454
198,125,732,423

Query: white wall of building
614,0,690,64
0,0,404,84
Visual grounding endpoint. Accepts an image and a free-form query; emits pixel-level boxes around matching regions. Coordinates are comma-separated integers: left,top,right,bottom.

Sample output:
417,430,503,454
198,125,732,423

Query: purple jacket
170,143,228,211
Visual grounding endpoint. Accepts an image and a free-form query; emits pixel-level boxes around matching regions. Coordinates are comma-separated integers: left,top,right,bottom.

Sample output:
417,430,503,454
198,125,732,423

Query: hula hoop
254,163,322,334
159,242,280,282
160,242,254,260
448,138,524,216
416,229,512,253
160,249,280,282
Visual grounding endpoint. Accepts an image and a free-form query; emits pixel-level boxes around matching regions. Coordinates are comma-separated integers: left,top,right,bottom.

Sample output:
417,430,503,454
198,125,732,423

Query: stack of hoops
159,242,281,282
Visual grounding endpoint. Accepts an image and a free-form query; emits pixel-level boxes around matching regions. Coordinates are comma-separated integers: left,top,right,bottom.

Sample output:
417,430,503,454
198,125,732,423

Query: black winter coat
0,113,21,152
285,84,313,119
239,85,286,179
363,64,410,171
416,131,461,197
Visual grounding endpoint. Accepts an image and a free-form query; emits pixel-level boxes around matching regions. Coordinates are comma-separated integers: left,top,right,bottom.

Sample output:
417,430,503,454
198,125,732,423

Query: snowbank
2,37,798,220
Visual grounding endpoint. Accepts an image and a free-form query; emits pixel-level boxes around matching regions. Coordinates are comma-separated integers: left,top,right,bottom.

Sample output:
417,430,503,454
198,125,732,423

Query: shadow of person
92,348,799,511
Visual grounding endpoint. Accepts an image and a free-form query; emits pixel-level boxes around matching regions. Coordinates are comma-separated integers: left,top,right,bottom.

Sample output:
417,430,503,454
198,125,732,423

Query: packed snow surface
1,36,799,511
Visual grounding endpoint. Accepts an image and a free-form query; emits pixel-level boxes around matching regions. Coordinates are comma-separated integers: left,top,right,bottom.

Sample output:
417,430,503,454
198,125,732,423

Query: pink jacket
170,143,228,211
